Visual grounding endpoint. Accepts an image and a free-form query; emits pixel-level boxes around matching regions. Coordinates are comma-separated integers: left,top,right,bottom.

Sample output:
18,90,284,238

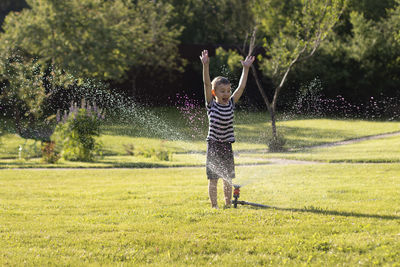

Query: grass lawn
256,134,400,163
1,111,400,265
1,111,399,168
1,165,399,266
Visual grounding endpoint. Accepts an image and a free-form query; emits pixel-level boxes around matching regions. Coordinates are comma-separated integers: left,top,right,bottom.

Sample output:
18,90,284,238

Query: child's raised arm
232,55,255,103
200,50,212,105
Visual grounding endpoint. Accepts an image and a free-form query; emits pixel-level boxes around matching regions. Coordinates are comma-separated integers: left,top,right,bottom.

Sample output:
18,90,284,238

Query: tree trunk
270,108,277,139
250,65,271,110
249,64,279,139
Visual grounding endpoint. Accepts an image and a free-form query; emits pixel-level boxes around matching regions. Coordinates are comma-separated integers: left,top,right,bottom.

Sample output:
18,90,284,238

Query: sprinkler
232,184,271,209
232,184,241,208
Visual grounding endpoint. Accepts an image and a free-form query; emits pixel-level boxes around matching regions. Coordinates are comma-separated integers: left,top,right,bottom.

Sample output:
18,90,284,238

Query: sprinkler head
232,184,241,208
233,184,241,197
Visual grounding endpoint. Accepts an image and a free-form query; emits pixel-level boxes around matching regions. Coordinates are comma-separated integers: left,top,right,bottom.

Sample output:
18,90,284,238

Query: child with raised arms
199,49,255,209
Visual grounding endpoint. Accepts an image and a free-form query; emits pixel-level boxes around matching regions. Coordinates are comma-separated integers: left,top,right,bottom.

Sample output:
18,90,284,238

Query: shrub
52,100,104,162
41,141,61,163
123,143,135,156
17,142,41,160
154,149,172,161
136,144,172,161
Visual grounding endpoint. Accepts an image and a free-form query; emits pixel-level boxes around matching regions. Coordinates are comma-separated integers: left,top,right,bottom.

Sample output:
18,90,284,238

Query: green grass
256,134,400,163
0,153,272,169
235,118,400,149
1,165,399,266
1,111,400,265
1,111,399,167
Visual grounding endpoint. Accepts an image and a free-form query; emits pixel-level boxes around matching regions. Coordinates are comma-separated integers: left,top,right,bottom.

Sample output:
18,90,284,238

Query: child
200,49,255,209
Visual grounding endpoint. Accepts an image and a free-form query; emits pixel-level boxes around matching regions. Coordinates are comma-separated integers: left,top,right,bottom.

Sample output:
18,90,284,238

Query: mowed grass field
1,108,400,167
0,165,399,266
1,110,400,265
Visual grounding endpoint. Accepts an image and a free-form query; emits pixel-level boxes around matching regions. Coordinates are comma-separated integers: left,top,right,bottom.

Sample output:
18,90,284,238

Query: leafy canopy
0,0,182,81
253,0,347,84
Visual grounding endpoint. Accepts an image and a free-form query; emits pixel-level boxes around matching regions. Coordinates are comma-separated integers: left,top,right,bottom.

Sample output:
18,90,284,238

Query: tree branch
248,27,257,56
250,64,272,110
272,43,307,108
238,27,272,110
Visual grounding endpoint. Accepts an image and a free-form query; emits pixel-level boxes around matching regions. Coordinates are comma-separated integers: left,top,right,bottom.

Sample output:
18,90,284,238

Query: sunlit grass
0,153,272,169
1,165,399,265
1,110,400,265
1,110,399,167
235,118,400,149
257,134,400,163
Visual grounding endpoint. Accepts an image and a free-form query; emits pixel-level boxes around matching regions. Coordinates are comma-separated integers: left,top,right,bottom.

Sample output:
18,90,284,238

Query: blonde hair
211,76,230,90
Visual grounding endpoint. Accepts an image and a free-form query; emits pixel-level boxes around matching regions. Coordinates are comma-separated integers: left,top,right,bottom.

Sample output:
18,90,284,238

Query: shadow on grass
238,203,400,221
0,160,204,169
103,122,355,149
236,125,356,148
96,161,201,168
0,161,163,169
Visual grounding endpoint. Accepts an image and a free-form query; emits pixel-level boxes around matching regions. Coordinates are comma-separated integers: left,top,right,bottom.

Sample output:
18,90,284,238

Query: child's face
214,83,231,105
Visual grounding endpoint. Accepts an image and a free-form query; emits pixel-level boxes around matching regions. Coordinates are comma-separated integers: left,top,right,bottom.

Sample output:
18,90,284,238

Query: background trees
0,0,182,138
1,0,182,88
0,0,27,26
0,0,399,111
246,0,346,146
293,0,400,103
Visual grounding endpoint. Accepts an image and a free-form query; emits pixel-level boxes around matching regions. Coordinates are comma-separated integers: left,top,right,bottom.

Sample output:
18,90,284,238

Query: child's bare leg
208,179,218,208
223,178,232,207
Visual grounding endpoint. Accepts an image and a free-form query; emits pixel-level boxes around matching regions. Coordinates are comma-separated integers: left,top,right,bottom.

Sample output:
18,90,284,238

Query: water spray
232,184,271,209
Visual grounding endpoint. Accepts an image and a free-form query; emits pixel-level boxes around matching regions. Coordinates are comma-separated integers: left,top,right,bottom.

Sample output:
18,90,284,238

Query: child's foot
211,205,219,209
223,204,231,209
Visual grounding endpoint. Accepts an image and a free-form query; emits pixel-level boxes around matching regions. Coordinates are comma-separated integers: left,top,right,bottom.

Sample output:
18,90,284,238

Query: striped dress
206,98,235,143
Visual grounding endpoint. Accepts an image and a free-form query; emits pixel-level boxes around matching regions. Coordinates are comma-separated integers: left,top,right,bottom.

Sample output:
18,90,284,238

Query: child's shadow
241,204,400,221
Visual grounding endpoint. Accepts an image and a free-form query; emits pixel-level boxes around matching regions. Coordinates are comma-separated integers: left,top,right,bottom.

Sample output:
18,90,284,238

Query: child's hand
200,50,210,65
241,55,255,68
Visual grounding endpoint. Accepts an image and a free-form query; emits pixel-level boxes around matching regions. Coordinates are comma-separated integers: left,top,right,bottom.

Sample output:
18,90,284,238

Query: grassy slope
0,165,399,266
256,134,400,163
1,111,399,167
235,118,400,149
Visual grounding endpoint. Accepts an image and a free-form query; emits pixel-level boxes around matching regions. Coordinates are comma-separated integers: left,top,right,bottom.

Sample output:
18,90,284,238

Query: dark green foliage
0,54,63,141
209,47,243,85
0,0,399,110
347,0,396,20
163,0,254,44
0,0,27,27
292,0,400,103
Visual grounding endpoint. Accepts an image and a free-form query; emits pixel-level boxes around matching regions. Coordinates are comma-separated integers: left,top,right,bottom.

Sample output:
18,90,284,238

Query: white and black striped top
206,98,235,143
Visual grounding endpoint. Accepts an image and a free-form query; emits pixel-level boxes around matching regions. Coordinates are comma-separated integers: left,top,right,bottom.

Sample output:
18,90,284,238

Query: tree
309,0,400,102
347,0,396,21
344,10,400,96
0,0,27,27
247,0,347,150
389,0,400,44
0,0,182,95
163,0,254,45
0,0,183,140
0,50,70,140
